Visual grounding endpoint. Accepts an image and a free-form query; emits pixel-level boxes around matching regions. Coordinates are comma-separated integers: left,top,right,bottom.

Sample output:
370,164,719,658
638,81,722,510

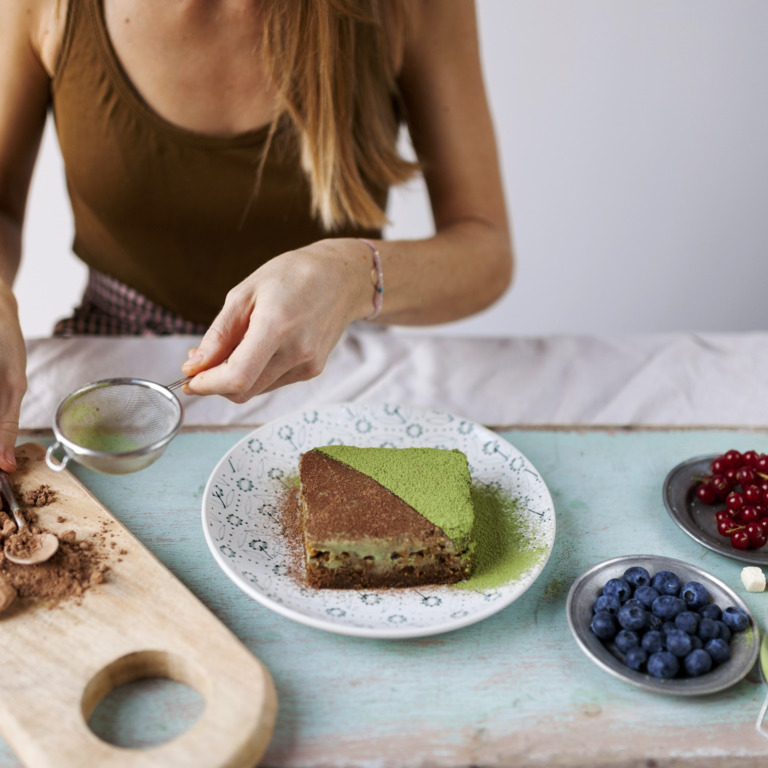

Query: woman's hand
0,286,26,472
180,238,373,401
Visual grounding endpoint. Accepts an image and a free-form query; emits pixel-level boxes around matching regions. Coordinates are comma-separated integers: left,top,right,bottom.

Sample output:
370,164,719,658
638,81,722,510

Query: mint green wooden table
5,427,768,768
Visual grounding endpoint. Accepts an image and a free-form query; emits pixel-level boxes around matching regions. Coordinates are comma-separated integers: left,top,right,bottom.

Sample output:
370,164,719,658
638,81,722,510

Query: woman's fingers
0,415,20,472
182,286,253,378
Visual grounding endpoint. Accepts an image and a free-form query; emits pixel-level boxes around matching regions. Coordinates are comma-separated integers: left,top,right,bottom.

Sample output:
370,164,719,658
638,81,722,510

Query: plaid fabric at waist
53,270,209,337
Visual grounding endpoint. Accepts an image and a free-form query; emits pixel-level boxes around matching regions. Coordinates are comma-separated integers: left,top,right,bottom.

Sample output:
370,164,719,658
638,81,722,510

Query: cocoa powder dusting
277,482,305,584
0,481,110,611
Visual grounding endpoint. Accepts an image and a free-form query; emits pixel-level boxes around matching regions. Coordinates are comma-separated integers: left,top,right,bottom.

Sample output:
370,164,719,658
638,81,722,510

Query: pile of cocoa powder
0,481,110,613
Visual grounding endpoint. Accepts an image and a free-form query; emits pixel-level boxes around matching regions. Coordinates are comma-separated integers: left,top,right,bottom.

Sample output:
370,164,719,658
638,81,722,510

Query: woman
0,0,512,472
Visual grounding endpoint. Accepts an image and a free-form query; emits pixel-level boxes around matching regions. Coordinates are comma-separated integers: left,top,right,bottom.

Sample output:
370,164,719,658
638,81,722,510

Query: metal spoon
0,471,59,565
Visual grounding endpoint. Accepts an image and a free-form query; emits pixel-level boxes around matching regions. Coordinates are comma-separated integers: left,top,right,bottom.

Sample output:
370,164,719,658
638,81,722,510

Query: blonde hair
260,0,418,230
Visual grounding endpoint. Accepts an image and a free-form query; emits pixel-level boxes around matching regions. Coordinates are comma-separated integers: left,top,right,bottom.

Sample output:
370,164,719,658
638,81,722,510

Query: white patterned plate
201,403,556,638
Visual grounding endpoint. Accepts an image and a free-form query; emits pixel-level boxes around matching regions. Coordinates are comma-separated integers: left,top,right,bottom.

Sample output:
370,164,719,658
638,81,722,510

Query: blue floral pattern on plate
202,403,556,638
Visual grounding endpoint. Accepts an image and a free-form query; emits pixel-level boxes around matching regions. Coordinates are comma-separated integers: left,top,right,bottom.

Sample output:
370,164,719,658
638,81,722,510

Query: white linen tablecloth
20,327,768,430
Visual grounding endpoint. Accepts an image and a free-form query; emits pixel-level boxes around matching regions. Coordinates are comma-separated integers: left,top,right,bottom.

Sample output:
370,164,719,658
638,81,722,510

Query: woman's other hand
0,287,26,472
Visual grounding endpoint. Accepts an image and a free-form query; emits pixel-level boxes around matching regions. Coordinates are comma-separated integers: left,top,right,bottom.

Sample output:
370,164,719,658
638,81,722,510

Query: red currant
716,509,735,523
757,455,768,475
746,521,768,542
696,482,716,505
743,450,760,467
732,530,751,549
710,475,731,500
737,467,757,486
726,491,744,512
740,505,760,524
711,458,727,475
718,519,742,536
747,522,768,548
724,449,743,469
745,484,762,504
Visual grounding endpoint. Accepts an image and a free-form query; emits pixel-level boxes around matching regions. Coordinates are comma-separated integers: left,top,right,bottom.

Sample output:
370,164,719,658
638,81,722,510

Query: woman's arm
183,0,512,399
374,0,513,325
0,0,56,471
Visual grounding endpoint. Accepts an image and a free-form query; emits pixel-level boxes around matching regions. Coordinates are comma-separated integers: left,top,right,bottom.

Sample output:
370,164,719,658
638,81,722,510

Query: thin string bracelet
359,238,384,320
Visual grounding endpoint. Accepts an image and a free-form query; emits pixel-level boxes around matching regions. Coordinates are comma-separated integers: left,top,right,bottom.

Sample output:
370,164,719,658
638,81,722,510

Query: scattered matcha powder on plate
454,481,549,592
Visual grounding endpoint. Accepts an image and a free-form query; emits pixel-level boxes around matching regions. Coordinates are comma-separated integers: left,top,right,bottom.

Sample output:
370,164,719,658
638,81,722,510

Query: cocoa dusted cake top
313,445,474,548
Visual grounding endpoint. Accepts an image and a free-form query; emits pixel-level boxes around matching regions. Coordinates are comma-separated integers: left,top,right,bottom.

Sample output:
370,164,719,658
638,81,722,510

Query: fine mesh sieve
45,377,187,474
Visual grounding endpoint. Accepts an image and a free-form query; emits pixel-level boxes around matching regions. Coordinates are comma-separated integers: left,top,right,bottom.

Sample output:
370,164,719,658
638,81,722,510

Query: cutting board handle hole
81,650,208,749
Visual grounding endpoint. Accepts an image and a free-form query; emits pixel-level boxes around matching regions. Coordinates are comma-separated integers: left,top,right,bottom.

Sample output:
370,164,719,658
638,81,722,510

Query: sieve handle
166,376,192,391
45,442,70,472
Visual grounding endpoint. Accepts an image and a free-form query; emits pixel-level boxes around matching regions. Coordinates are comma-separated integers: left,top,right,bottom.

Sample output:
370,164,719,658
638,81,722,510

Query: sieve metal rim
52,377,184,459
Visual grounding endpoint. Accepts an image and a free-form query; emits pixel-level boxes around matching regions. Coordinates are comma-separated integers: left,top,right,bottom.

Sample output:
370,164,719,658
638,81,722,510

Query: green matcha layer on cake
298,446,475,589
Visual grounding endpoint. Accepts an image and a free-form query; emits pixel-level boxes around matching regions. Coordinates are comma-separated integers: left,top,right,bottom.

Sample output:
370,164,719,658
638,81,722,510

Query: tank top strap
52,0,86,88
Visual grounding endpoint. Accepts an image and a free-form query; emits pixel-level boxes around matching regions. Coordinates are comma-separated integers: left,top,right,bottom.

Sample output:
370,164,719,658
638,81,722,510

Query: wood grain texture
0,444,276,768
2,428,768,767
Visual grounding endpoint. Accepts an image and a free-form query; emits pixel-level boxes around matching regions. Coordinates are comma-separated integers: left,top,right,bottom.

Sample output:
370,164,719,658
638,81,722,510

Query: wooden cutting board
0,443,277,768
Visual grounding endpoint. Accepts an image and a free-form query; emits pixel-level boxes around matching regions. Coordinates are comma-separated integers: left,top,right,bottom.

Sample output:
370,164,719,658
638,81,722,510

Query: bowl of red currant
664,449,768,564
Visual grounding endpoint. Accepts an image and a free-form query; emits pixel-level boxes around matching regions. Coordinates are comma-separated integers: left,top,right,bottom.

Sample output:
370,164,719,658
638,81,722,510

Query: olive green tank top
51,0,387,325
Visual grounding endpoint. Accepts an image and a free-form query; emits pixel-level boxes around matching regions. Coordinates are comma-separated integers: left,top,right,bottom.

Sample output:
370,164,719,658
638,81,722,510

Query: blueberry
652,595,686,621
651,570,681,596
647,651,680,679
634,585,660,608
625,646,648,671
641,630,665,654
699,603,722,621
697,617,720,641
721,606,749,632
680,581,710,610
623,566,651,589
665,629,693,658
689,635,704,651
674,611,700,635
594,593,621,615
618,603,647,632
705,638,731,664
683,648,713,677
591,610,618,640
716,621,731,643
615,629,641,654
603,577,632,603
644,612,663,632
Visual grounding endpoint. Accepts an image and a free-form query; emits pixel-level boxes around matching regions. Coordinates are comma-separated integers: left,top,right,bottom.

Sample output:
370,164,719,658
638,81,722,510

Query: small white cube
741,566,766,593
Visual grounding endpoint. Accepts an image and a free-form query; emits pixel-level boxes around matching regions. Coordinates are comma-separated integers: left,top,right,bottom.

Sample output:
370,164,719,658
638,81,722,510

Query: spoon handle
0,470,25,531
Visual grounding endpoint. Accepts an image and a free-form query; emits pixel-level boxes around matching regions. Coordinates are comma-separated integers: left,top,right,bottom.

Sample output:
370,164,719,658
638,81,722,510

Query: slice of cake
298,446,475,589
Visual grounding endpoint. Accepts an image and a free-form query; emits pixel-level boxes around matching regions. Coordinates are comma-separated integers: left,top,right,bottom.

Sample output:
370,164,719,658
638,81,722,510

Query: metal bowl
566,554,760,696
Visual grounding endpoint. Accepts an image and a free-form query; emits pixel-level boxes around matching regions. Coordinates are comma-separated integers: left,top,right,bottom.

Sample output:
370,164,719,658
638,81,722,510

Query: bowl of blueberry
566,554,759,695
